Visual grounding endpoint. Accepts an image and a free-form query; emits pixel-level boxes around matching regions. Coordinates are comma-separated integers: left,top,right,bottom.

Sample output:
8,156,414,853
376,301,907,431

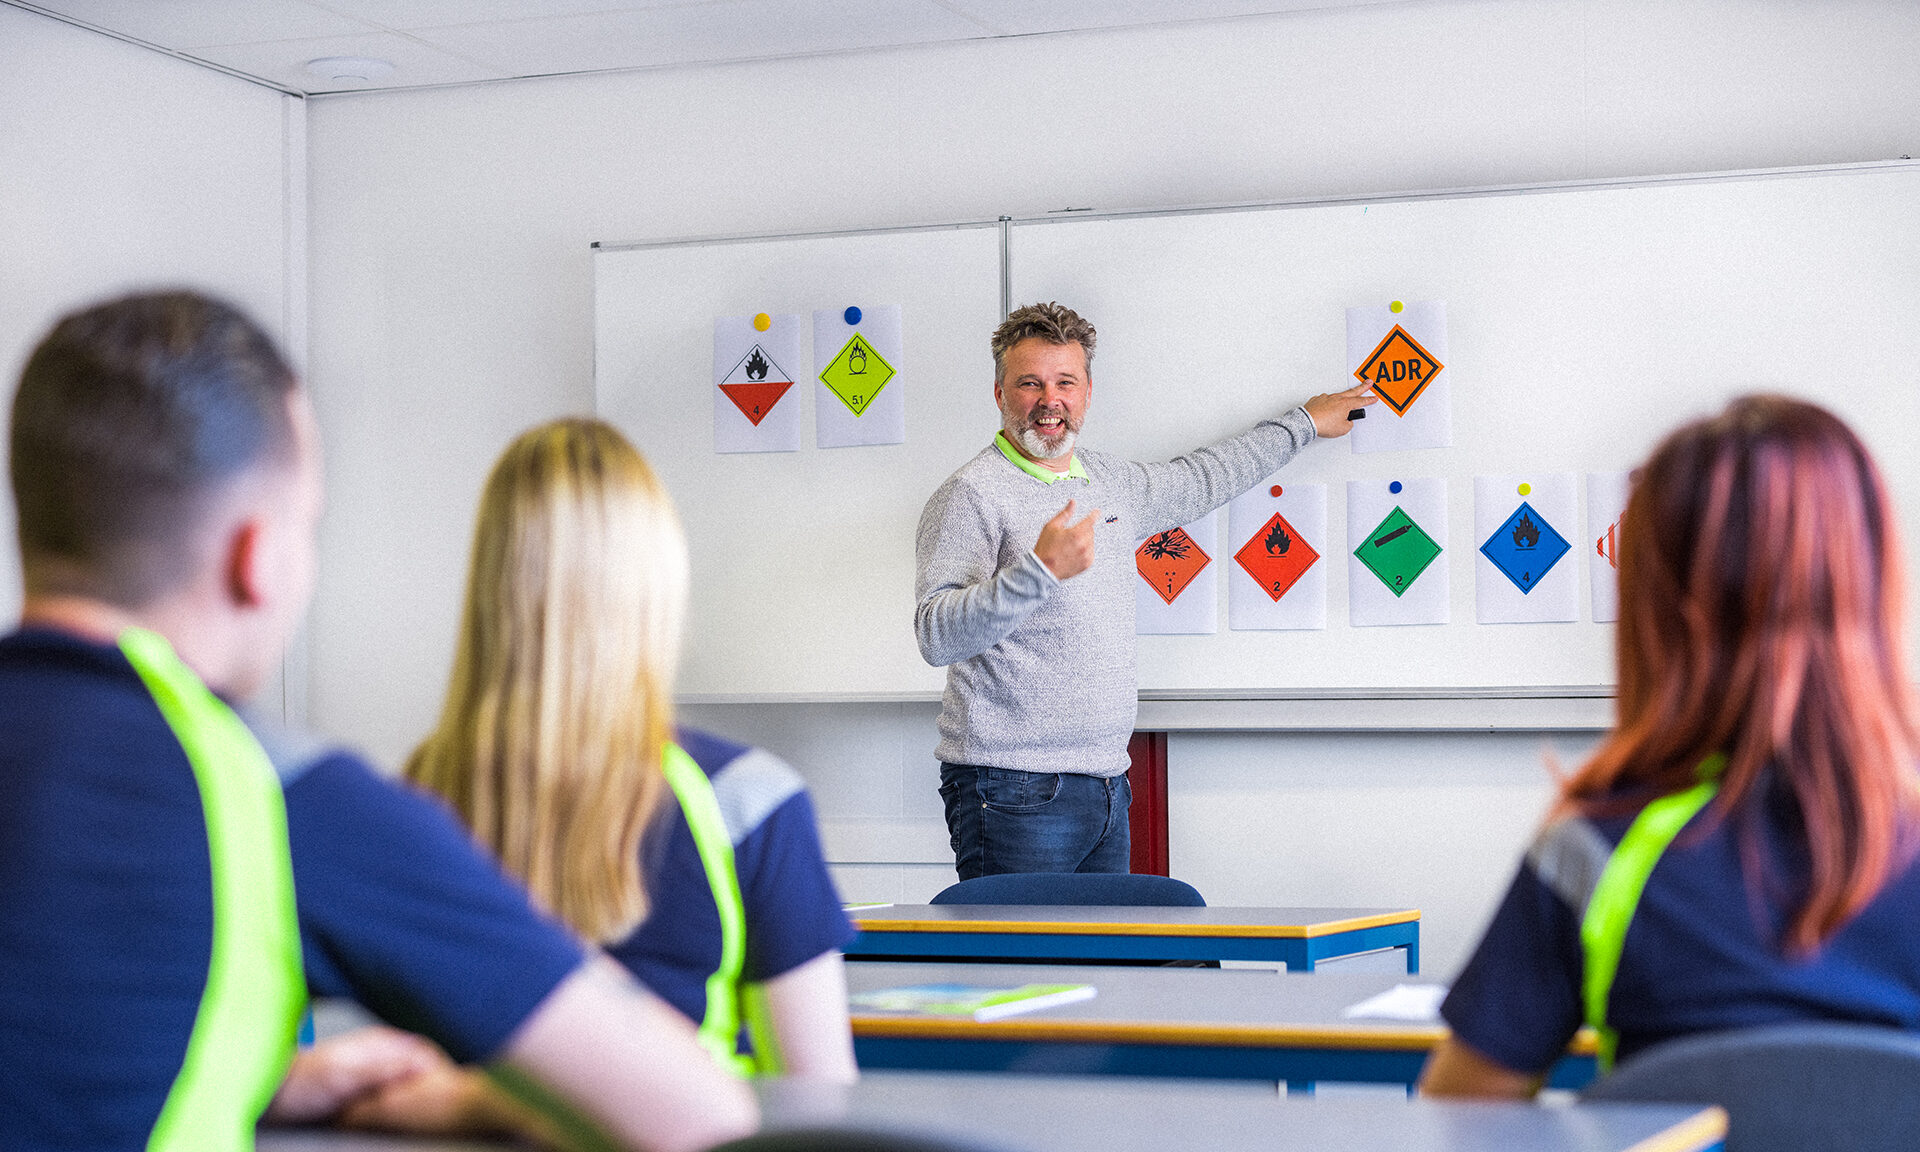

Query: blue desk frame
853,1034,1597,1092
847,914,1419,972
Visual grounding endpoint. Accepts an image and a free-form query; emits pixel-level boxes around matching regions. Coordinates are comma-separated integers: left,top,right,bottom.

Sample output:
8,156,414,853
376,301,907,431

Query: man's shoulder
677,727,808,846
934,443,1008,490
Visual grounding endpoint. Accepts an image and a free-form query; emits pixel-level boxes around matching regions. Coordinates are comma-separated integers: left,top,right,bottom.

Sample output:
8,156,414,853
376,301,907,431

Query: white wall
304,0,1920,976
0,6,303,691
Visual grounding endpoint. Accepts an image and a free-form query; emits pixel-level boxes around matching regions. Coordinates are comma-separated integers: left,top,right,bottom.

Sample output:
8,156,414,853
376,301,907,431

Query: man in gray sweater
915,302,1374,879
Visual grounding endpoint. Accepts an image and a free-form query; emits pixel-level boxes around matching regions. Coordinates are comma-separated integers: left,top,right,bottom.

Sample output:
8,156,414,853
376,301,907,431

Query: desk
256,1072,1726,1152
849,963,1600,1091
847,904,1421,971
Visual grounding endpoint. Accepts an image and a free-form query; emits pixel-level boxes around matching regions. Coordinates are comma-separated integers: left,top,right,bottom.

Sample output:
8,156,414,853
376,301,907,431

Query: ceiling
9,0,1406,96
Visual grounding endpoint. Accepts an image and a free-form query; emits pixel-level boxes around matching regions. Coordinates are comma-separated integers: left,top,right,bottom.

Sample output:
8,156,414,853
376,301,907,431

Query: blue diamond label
1478,501,1569,594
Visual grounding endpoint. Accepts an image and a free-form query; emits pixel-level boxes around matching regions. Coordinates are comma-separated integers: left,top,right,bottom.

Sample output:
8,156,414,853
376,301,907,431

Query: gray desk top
847,962,1446,1045
258,1072,1723,1152
849,905,1420,937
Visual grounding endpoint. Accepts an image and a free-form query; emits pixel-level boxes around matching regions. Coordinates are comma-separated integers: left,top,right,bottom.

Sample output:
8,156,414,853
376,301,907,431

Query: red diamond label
719,343,795,426
1136,527,1211,606
1233,512,1320,602
1354,324,1444,416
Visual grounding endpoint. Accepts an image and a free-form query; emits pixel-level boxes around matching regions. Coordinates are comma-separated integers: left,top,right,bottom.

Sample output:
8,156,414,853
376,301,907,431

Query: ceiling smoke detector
305,56,395,82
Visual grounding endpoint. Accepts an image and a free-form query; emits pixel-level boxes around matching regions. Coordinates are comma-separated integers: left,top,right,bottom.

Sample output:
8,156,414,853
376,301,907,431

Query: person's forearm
760,952,857,1083
500,957,756,1152
915,551,1058,666
1131,407,1316,532
1417,1037,1543,1099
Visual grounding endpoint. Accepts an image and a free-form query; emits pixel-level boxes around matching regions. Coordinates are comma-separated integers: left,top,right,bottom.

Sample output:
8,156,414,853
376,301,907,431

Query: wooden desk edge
1621,1105,1728,1152
853,1017,1602,1057
851,909,1421,938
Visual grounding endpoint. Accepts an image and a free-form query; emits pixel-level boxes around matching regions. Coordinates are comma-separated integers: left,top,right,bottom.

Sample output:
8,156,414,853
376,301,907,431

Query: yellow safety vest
119,628,306,1151
661,742,780,1077
1580,755,1725,1072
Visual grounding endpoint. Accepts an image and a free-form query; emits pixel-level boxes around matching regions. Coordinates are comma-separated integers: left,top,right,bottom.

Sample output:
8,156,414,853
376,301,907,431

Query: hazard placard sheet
1348,477,1448,627
713,313,805,453
814,304,904,449
1227,477,1326,631
1135,513,1218,635
1347,301,1452,454
1474,473,1577,624
1586,471,1630,623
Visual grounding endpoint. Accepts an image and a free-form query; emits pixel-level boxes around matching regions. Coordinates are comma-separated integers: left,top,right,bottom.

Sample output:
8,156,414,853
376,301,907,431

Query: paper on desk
1340,983,1449,1022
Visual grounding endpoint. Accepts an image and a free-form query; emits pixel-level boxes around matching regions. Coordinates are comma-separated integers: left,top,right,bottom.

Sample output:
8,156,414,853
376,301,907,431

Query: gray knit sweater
914,407,1318,776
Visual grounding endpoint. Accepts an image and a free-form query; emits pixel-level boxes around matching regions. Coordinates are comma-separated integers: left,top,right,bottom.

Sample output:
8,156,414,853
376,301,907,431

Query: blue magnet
1389,481,1403,494
844,306,862,325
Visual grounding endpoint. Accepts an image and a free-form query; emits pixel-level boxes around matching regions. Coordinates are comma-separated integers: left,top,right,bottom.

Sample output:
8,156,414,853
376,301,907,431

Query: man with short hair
915,302,1373,879
0,291,756,1152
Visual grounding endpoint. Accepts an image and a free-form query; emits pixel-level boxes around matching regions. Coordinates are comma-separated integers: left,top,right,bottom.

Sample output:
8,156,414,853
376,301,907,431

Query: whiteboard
595,224,1003,698
1011,164,1920,693
597,163,1920,701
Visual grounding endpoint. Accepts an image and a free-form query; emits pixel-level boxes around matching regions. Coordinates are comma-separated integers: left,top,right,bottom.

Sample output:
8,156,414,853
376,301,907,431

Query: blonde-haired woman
395,419,855,1119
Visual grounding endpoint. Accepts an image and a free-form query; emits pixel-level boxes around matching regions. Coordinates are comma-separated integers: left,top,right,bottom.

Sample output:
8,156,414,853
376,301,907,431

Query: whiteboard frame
595,159,1919,729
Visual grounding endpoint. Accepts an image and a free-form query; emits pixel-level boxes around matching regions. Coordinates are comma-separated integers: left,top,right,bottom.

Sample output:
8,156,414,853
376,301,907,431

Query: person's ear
993,378,1004,407
224,516,270,610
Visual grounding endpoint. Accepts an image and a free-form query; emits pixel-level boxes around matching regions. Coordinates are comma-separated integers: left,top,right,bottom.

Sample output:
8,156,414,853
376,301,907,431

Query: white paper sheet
814,304,905,448
1340,983,1449,1022
1347,300,1452,454
1474,473,1578,624
713,313,805,454
1135,512,1218,635
1347,478,1448,627
1226,477,1327,631
1586,471,1631,623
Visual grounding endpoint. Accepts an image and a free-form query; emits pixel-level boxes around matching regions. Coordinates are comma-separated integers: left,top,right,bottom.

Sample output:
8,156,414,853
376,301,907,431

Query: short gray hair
991,302,1096,384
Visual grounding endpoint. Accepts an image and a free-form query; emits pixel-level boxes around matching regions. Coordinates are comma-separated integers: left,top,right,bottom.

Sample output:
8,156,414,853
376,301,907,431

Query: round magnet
1270,485,1283,497
1389,300,1404,313
844,306,862,325
753,313,771,331
1389,481,1403,494
1517,482,1532,496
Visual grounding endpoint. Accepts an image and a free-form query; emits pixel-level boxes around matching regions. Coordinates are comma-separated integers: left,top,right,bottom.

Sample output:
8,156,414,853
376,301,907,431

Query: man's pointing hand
1034,499,1099,580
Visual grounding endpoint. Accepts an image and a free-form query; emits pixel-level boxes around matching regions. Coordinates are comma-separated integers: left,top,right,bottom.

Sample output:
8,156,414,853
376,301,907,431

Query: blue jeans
939,764,1132,881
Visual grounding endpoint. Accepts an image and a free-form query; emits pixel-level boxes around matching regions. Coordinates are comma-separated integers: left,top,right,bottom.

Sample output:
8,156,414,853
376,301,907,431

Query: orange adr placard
1354,324,1444,416
1136,528,1211,606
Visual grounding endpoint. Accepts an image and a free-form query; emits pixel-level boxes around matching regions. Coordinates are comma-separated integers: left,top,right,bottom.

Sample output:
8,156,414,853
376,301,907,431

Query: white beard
1017,425,1076,462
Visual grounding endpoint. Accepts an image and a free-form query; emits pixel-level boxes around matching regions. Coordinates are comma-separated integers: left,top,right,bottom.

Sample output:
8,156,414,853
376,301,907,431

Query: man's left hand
263,1026,444,1125
1303,383,1378,439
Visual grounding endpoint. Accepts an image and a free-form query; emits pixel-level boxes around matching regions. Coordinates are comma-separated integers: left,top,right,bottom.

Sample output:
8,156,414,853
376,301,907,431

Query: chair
707,1126,1016,1152
1579,1021,1920,1152
930,872,1206,907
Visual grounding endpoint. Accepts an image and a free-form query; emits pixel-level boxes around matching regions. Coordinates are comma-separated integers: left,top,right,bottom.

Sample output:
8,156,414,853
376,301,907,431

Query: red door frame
1126,731,1170,876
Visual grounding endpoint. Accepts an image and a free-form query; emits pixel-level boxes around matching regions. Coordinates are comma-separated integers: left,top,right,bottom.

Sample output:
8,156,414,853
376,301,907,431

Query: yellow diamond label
819,333,895,416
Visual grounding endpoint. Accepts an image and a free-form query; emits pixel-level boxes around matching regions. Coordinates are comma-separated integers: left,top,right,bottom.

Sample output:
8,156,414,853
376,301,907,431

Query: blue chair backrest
930,873,1205,907
1580,1021,1920,1152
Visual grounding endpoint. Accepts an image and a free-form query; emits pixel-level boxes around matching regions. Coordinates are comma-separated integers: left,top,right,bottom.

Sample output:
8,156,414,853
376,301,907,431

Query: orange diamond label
1136,528,1211,606
1233,512,1320,602
1354,324,1443,416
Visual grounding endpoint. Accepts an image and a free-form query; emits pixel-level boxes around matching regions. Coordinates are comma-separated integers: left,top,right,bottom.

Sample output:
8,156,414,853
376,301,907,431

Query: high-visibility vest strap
1579,754,1725,1072
661,742,778,1077
119,628,306,1152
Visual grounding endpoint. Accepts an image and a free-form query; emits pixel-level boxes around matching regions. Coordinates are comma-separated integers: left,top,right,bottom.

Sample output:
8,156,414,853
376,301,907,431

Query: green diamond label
1355,506,1441,598
818,333,895,416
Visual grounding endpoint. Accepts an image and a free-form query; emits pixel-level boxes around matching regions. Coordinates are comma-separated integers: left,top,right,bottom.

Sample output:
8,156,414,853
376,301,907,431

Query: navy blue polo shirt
605,728,852,1025
0,629,585,1151
1442,777,1920,1074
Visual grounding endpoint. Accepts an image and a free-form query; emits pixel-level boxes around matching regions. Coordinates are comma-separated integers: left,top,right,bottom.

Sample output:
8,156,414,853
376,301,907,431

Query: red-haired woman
1423,395,1920,1097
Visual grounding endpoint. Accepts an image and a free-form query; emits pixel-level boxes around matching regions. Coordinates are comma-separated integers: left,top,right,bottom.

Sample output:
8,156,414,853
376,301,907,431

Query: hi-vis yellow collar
994,432,1089,485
